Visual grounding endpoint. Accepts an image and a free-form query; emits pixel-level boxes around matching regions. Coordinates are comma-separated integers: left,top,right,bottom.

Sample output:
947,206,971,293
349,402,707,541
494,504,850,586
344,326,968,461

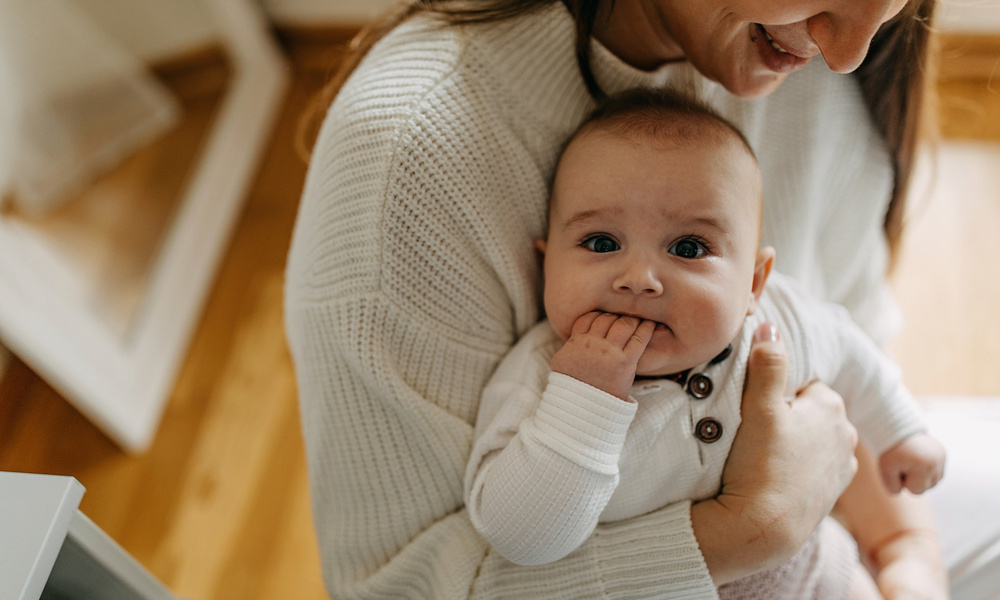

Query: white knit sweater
466,272,925,567
284,4,900,599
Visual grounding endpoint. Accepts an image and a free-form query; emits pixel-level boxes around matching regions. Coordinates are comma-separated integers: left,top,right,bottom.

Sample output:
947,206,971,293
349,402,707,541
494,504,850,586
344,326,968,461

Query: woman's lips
751,23,812,74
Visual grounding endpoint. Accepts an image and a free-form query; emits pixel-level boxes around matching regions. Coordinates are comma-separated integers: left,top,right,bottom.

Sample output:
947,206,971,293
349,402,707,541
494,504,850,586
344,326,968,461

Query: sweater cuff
529,372,637,475
592,500,719,599
473,499,719,598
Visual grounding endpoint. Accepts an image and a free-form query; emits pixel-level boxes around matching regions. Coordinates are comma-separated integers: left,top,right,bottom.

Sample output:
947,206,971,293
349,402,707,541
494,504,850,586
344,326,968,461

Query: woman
285,1,980,598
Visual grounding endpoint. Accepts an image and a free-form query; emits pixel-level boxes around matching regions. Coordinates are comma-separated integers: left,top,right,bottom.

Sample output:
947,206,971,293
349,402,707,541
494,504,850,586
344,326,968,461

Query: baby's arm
465,315,654,565
834,444,949,600
769,273,945,494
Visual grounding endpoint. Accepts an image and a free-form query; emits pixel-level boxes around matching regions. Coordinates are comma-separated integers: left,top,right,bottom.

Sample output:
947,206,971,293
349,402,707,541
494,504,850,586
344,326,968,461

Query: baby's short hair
578,87,756,161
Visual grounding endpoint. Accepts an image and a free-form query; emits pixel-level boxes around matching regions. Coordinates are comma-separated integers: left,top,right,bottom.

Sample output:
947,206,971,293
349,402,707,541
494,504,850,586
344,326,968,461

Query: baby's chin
634,351,694,379
635,337,721,378
635,364,691,378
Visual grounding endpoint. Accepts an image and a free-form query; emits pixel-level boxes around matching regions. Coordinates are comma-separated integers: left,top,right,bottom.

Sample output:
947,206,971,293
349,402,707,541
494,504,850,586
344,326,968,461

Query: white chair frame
0,0,288,452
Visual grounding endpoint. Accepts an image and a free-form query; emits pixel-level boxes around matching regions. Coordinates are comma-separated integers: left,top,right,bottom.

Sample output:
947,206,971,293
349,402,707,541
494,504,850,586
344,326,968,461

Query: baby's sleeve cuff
525,372,637,475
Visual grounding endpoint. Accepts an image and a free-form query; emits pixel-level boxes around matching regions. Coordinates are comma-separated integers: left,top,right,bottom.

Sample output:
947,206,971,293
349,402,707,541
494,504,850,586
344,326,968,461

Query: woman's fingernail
754,323,779,343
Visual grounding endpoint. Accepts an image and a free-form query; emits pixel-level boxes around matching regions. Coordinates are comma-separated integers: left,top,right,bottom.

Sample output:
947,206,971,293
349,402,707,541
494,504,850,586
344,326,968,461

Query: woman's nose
613,263,663,296
808,1,900,73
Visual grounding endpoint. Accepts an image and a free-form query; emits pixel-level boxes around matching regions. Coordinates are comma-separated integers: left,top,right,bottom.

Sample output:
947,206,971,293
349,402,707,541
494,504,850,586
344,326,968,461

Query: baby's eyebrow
560,207,623,231
685,215,729,235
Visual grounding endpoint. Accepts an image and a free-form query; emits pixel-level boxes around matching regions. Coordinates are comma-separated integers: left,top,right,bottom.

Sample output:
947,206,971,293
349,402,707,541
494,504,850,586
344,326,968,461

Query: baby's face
541,129,766,376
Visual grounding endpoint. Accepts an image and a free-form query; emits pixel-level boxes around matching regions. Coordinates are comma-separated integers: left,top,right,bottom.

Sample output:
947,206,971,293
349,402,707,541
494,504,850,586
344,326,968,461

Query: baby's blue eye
669,239,707,259
583,236,620,253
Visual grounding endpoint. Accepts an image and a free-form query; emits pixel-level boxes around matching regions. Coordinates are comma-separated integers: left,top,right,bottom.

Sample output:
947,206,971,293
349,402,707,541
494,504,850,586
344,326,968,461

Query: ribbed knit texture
284,4,904,598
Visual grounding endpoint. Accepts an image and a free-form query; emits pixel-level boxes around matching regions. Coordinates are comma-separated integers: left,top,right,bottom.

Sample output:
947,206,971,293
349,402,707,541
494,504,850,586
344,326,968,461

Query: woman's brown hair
300,0,936,265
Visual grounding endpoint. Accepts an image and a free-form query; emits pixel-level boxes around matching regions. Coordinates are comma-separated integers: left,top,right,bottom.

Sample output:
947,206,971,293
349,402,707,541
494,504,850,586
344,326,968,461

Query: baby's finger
622,320,656,361
605,314,642,346
587,312,621,338
903,473,927,495
881,463,904,494
570,311,603,337
904,467,940,495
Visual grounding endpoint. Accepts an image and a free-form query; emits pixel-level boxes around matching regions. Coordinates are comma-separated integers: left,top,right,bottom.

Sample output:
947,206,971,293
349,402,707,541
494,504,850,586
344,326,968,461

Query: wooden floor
1,38,999,600
0,63,331,599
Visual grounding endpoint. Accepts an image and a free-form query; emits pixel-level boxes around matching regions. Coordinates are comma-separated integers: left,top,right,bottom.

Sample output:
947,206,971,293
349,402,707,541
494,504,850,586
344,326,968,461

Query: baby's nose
613,265,663,295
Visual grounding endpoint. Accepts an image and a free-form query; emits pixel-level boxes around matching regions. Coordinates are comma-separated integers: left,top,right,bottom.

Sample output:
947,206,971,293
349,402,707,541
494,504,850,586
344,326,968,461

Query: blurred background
0,1,998,599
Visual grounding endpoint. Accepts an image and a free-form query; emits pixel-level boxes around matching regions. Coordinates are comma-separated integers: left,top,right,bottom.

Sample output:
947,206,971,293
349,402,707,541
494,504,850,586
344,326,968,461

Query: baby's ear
535,239,547,263
747,246,775,315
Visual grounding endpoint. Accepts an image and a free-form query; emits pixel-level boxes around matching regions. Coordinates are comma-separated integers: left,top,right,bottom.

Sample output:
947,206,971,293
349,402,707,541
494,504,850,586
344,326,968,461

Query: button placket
688,371,721,445
687,344,732,444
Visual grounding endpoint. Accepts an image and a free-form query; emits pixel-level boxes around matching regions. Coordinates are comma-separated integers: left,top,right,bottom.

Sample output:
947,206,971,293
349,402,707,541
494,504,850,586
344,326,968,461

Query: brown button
687,373,713,399
695,418,723,443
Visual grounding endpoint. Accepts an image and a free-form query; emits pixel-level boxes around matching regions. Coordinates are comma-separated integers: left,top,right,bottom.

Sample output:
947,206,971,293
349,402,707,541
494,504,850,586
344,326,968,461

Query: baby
464,88,946,599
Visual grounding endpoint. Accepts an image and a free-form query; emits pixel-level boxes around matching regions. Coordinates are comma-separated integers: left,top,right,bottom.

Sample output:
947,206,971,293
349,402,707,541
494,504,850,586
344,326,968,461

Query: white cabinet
1,471,178,600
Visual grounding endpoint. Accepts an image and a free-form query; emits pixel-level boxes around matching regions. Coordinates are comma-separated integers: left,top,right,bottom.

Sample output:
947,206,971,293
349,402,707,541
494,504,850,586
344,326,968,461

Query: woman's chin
720,69,788,99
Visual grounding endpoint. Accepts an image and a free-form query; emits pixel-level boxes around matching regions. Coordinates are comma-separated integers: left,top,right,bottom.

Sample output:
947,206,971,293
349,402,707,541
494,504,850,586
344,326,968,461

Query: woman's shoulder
324,16,467,143
324,5,583,149
348,15,465,100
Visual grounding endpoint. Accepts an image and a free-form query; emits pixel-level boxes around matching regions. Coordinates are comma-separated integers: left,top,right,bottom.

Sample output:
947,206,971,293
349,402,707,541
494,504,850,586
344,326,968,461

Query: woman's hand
692,322,859,585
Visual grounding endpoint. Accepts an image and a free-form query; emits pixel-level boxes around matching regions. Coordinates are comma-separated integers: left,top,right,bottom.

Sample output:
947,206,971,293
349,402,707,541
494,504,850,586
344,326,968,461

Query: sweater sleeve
286,294,718,599
284,18,718,600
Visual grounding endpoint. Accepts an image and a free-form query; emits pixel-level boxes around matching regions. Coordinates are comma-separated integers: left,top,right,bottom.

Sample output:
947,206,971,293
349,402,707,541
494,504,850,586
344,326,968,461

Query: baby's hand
550,312,656,401
878,433,946,494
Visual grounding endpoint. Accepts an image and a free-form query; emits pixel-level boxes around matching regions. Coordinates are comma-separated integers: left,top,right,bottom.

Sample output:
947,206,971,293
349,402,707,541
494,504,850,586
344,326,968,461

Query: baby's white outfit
466,272,926,596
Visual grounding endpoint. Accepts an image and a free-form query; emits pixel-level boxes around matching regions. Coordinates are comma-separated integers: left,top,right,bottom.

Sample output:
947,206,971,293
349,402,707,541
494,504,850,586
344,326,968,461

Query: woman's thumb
742,323,789,416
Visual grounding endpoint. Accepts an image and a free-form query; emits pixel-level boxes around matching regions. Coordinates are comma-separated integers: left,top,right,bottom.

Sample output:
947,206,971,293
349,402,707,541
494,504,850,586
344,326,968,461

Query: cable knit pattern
285,4,904,599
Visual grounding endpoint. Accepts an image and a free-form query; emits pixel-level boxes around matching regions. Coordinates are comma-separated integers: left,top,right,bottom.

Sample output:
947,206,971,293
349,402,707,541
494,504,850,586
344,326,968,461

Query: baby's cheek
551,318,573,341
543,293,577,340
691,297,741,348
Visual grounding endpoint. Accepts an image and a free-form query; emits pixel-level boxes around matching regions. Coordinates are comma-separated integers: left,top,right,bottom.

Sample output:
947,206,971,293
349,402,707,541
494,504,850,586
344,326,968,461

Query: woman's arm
287,272,860,599
286,292,721,598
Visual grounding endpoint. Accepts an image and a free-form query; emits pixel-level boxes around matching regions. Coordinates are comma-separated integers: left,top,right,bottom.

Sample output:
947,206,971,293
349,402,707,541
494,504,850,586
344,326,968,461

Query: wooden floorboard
0,36,998,600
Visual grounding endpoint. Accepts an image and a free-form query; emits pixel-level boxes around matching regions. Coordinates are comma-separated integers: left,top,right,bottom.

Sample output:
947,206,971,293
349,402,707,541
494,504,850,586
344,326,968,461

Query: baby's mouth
610,311,669,332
